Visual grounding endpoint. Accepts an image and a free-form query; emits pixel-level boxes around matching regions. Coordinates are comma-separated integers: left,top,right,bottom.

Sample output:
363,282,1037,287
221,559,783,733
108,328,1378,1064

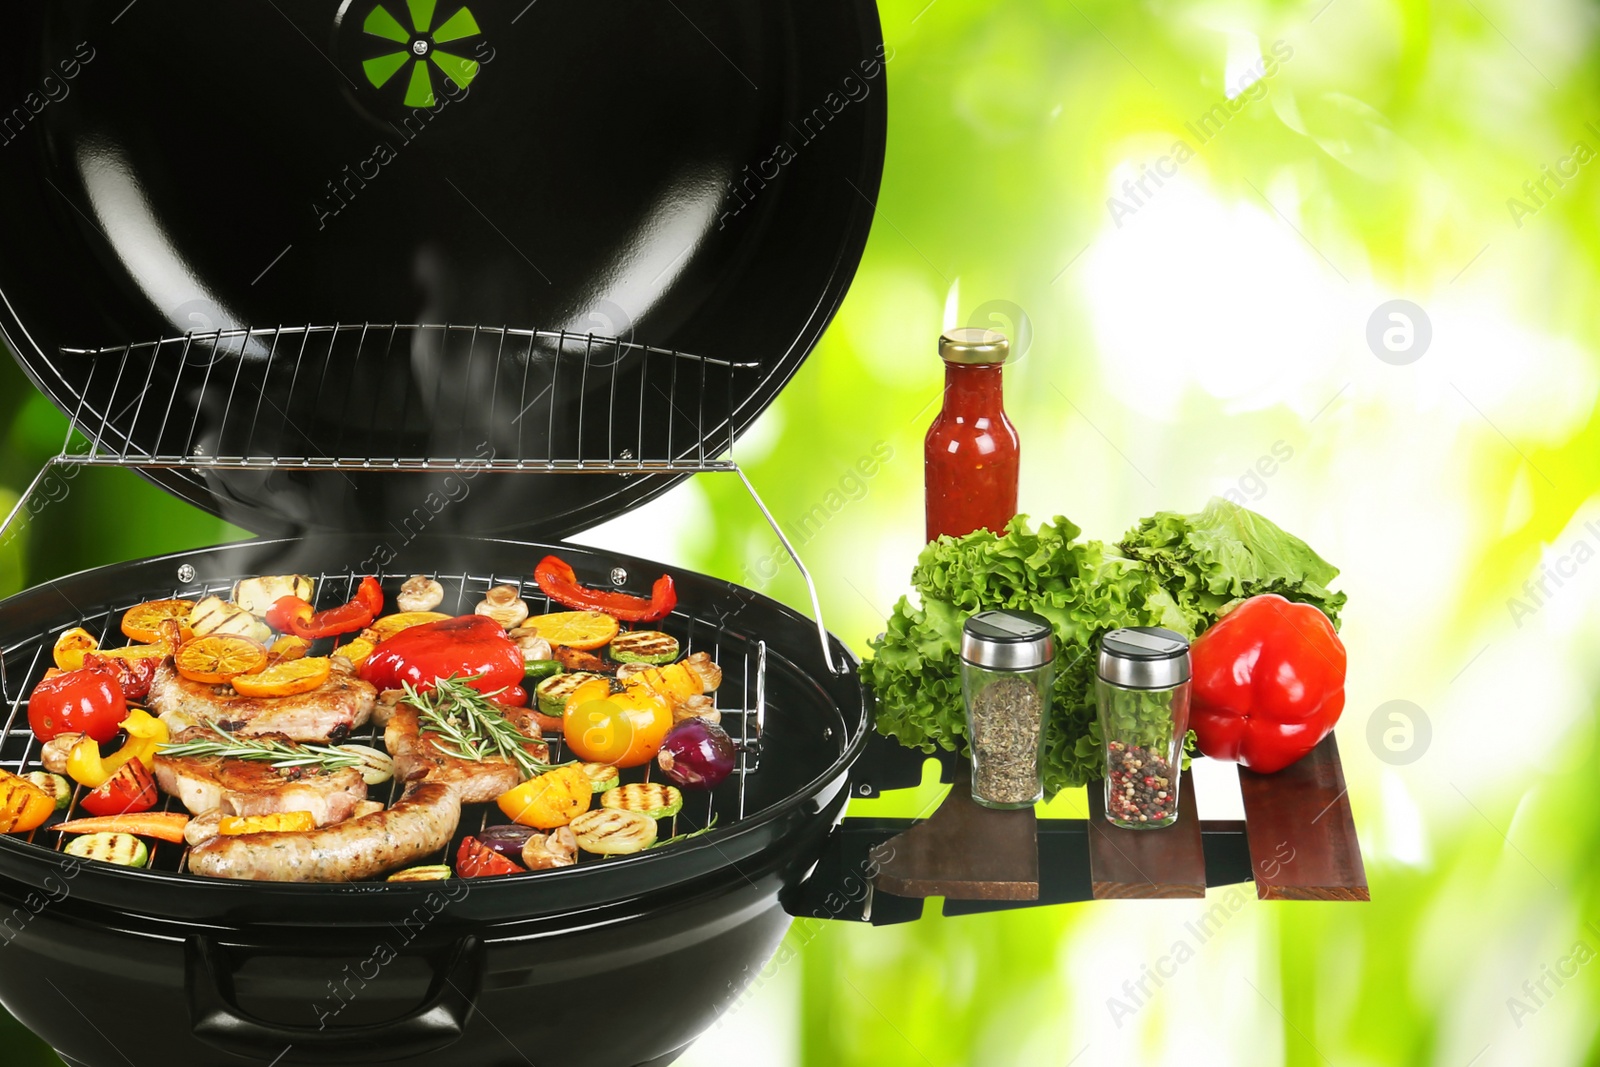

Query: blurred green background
5,0,1600,1064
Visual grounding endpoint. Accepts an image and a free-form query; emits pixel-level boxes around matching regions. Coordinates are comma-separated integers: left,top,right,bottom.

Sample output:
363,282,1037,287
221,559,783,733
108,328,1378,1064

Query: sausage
185,783,461,882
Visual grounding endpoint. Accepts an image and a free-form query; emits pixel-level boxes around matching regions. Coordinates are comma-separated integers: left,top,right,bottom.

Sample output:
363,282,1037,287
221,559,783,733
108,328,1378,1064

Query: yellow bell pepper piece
64,709,170,789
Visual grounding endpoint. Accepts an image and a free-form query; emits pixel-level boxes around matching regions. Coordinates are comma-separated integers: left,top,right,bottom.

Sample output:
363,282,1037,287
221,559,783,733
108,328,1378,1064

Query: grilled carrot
54,812,191,844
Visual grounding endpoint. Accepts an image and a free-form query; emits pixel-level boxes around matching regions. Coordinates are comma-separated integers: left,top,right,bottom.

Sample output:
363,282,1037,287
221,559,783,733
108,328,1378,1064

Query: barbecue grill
0,2,888,1064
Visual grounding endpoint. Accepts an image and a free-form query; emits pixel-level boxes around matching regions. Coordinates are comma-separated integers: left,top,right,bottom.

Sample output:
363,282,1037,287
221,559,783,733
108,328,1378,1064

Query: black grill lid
0,0,886,540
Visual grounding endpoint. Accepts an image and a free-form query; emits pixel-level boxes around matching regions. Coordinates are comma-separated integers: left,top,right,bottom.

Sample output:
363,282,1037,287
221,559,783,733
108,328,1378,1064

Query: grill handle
186,934,484,1064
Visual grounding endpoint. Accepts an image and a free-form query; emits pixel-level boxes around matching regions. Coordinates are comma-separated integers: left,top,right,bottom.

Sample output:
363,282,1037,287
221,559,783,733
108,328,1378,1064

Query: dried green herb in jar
960,610,1055,809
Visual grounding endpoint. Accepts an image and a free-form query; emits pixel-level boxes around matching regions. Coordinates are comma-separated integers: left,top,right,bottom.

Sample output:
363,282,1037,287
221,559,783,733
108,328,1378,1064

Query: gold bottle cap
939,327,1011,365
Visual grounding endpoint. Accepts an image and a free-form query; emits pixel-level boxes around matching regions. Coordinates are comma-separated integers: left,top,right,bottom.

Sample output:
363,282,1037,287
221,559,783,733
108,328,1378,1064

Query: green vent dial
362,1,482,107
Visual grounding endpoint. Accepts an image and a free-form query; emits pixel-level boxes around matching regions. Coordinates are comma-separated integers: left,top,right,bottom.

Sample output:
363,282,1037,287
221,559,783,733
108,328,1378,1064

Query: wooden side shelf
1238,734,1369,901
1085,769,1207,898
797,732,1367,923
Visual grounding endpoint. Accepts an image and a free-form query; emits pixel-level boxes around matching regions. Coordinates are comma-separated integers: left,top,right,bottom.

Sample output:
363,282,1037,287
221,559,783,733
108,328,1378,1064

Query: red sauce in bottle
925,329,1019,541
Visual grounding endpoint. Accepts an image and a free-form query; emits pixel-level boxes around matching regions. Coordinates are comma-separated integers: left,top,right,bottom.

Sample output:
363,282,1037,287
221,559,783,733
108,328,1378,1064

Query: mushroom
507,626,552,662
521,826,578,870
397,575,445,613
40,733,84,775
475,585,530,630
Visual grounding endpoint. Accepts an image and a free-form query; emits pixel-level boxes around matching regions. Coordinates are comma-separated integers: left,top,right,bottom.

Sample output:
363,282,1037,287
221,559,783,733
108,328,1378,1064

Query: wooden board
870,769,1039,901
1237,733,1369,901
1085,769,1207,898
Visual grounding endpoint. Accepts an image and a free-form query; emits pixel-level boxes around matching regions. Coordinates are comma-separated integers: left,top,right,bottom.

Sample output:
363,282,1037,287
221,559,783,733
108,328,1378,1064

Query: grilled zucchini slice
570,808,658,855
536,672,603,716
63,832,148,868
601,782,683,820
608,631,680,665
231,575,315,616
580,763,620,794
24,772,71,811
387,865,453,883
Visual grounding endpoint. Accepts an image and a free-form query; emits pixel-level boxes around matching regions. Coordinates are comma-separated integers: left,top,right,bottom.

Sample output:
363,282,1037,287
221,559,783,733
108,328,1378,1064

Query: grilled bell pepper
28,664,126,743
533,555,676,623
66,709,170,789
1188,594,1347,774
79,759,158,818
81,651,161,702
266,577,384,640
0,770,57,834
359,615,525,696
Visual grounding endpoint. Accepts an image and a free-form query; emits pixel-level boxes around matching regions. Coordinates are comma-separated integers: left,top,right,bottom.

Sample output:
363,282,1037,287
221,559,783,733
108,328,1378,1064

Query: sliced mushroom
521,826,578,870
475,585,530,630
674,695,721,725
397,575,445,613
39,733,84,775
507,626,552,661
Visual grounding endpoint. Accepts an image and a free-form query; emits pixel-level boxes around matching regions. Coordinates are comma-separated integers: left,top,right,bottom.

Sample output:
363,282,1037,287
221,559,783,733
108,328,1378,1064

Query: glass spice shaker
960,609,1055,809
1095,627,1192,829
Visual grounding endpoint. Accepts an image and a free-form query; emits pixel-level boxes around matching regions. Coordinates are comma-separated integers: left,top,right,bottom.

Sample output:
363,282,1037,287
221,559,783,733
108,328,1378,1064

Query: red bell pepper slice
533,556,676,623
456,837,524,878
1188,594,1347,774
79,760,159,818
358,616,525,696
266,577,383,640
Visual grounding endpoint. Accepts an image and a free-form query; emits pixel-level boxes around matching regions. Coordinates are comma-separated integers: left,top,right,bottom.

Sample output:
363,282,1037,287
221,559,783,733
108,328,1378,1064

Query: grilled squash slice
600,782,683,820
570,808,657,855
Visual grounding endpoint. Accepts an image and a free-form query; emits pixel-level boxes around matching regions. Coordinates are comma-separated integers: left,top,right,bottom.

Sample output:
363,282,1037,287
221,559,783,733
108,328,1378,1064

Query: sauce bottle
924,328,1020,541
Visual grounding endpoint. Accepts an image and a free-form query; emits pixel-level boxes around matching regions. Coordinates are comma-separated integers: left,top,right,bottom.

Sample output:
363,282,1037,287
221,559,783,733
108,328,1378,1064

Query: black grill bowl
0,536,869,1066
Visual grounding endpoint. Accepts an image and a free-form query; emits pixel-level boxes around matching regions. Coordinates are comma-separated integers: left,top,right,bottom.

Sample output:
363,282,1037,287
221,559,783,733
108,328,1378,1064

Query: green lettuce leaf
863,500,1346,796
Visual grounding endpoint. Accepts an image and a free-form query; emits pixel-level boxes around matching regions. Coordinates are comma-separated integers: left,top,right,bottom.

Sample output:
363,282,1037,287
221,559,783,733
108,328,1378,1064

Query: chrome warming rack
2,324,844,674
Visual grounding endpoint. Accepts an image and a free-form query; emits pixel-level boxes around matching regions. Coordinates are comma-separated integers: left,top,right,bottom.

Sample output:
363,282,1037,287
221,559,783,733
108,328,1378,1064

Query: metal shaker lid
961,609,1055,670
1097,627,1191,690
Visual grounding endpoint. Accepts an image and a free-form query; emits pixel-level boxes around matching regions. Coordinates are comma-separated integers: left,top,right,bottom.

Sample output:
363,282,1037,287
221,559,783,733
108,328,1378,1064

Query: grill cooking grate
0,570,765,880
54,324,756,472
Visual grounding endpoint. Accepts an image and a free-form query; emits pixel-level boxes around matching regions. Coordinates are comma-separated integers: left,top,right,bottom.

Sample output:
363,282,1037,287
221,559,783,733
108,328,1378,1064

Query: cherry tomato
562,689,673,768
28,665,127,742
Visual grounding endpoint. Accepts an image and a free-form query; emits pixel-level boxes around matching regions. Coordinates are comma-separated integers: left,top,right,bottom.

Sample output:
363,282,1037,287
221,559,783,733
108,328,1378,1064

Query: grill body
0,536,868,1066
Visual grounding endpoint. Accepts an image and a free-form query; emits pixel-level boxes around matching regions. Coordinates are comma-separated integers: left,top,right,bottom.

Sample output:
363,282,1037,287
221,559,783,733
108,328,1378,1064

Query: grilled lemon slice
524,611,620,651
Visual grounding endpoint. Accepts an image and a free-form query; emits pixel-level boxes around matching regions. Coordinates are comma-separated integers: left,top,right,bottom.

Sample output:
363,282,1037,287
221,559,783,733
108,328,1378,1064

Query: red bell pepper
1189,594,1347,774
267,577,384,640
79,760,159,818
359,615,525,696
533,556,676,623
456,836,524,878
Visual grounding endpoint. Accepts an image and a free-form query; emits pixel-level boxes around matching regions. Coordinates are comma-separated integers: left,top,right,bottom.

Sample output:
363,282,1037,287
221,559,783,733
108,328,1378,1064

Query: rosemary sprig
651,815,720,850
156,721,368,773
403,675,551,779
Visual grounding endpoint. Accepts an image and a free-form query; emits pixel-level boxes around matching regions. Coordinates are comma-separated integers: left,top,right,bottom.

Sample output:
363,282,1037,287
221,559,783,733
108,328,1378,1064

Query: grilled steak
384,701,549,805
147,658,376,743
154,727,368,825
186,782,461,882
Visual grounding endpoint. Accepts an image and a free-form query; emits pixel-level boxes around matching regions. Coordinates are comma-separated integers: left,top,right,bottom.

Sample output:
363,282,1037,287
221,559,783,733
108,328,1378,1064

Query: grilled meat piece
186,782,461,883
552,646,609,673
384,701,549,805
147,658,376,743
154,727,368,825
